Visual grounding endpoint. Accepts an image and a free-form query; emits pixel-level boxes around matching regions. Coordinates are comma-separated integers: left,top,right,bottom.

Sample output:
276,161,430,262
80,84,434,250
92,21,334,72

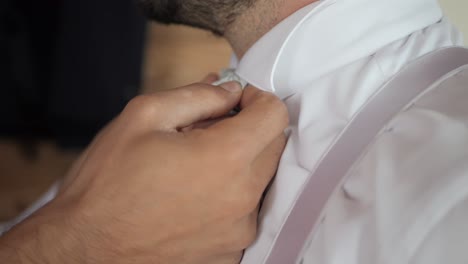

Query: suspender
265,47,468,264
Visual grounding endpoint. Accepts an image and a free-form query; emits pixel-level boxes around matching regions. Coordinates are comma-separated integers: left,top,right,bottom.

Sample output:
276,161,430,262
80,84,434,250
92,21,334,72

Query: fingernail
219,81,242,93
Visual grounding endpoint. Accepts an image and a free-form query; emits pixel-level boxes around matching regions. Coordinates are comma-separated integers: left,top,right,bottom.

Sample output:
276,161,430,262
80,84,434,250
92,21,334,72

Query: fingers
208,85,289,161
201,73,219,84
249,134,287,197
123,82,242,131
202,210,258,263
202,211,259,251
204,253,243,264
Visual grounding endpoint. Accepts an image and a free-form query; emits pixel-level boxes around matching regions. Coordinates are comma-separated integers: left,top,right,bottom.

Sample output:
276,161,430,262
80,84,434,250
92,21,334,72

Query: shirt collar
235,0,443,99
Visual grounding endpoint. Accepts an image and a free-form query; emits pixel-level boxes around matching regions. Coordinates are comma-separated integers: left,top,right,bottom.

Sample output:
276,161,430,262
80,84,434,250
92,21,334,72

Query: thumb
125,82,243,132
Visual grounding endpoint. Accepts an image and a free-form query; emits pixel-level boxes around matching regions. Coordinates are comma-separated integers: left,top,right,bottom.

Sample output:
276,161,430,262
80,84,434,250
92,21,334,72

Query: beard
139,0,255,35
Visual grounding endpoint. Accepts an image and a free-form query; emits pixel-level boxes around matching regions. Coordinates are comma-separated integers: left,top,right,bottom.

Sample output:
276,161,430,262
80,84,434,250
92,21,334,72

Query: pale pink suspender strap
265,47,468,264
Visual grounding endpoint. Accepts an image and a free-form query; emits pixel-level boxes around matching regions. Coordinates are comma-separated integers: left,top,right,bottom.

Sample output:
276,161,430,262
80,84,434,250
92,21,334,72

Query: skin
139,0,319,57
0,79,288,264
0,0,322,261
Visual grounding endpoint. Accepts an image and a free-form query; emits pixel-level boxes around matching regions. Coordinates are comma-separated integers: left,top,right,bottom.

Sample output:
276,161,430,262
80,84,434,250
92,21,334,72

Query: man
140,0,467,263
0,81,289,263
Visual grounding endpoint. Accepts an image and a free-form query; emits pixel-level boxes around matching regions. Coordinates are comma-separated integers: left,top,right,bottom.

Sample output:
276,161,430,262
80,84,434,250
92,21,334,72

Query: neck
225,0,319,58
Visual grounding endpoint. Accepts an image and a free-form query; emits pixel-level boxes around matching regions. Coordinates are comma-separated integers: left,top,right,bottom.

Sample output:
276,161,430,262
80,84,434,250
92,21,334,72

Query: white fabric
233,0,465,263
213,69,249,88
0,182,60,236
1,2,466,264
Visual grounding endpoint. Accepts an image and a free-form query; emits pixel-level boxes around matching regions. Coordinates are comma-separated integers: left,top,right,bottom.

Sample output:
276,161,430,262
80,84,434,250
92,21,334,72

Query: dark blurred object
0,0,146,149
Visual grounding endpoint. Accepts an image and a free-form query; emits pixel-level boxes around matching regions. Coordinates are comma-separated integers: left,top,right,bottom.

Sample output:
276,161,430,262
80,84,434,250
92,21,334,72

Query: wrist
0,204,85,264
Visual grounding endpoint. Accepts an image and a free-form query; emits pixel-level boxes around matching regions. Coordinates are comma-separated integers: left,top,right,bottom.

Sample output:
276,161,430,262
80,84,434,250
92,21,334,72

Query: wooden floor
0,24,231,221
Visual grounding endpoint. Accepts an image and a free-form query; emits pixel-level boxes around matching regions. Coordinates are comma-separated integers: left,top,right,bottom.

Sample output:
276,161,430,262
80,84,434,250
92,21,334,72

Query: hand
0,79,288,264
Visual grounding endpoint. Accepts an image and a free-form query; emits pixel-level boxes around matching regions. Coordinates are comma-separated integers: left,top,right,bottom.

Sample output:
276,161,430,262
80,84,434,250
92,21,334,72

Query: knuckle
225,185,259,216
231,220,258,249
276,100,290,126
243,225,258,247
124,95,159,121
183,83,232,108
250,91,289,128
201,85,232,102
185,83,218,97
261,93,289,126
256,90,278,104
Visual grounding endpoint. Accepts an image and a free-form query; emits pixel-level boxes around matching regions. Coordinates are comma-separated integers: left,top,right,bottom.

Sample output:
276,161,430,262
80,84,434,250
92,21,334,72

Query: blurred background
0,0,466,221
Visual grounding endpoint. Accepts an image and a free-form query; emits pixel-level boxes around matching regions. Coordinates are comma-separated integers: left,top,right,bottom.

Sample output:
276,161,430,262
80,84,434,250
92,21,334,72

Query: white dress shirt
233,0,466,263
2,1,467,263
